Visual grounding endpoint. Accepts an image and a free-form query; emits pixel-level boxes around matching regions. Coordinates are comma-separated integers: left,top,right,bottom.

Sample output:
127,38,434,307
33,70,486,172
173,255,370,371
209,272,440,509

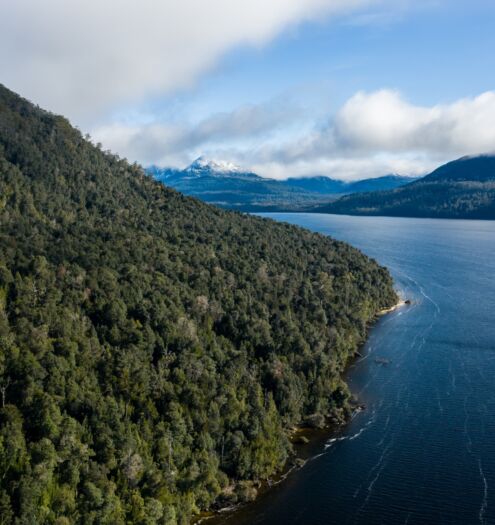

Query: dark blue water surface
214,214,495,525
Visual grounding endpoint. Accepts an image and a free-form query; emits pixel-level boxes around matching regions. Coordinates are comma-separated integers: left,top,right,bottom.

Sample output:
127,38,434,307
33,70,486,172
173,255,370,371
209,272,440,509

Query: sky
1,0,495,180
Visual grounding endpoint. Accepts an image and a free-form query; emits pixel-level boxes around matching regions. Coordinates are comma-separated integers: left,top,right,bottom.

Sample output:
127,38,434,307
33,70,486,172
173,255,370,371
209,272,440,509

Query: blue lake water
213,213,495,525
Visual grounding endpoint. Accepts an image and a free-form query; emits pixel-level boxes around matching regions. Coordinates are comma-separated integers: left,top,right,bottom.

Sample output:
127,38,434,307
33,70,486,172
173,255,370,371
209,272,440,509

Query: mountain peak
187,156,242,174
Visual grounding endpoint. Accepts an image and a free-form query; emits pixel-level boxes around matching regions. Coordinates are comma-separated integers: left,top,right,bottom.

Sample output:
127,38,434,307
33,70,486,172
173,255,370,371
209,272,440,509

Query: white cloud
248,90,495,179
92,89,495,180
92,100,301,166
334,90,495,154
249,155,435,180
0,0,373,121
4,1,487,180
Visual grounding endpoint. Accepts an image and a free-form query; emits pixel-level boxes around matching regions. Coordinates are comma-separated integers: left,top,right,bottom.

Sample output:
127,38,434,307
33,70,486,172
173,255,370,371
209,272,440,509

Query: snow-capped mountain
185,156,243,175
148,157,262,183
182,156,263,180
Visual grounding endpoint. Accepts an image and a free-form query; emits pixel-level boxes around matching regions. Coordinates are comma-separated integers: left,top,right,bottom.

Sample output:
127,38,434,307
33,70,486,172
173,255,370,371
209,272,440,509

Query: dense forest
0,84,396,524
314,156,495,219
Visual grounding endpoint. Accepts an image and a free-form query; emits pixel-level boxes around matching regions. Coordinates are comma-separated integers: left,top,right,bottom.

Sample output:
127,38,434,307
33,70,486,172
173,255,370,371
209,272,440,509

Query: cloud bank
334,90,495,155
0,0,372,120
5,1,491,180
93,90,495,180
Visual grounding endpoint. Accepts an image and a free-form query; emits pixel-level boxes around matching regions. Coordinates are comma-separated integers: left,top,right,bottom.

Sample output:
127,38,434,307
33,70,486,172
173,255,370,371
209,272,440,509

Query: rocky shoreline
194,296,407,524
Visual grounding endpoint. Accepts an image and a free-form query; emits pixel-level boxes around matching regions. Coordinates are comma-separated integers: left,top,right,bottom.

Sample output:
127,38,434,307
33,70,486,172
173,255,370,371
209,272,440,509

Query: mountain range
147,158,416,212
314,155,495,219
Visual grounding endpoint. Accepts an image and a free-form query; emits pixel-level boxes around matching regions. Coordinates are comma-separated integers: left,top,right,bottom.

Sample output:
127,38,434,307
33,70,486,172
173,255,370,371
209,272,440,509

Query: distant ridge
147,159,417,211
287,174,415,195
313,155,495,219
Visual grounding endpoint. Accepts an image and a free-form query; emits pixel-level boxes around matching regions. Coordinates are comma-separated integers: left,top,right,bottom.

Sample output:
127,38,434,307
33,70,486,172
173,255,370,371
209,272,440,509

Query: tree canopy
0,84,396,524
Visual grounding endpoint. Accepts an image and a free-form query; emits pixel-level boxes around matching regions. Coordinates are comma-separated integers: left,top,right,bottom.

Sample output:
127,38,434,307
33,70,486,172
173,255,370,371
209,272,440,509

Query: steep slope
0,84,396,524
315,156,495,219
148,163,415,212
425,155,495,182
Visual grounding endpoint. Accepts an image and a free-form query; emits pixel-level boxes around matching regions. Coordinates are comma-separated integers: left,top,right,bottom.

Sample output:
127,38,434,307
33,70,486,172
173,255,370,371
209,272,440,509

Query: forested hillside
0,84,396,524
314,156,495,219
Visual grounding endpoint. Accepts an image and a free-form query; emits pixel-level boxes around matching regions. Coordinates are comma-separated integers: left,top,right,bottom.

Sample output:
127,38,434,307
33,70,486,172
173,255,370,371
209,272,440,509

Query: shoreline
195,296,407,524
378,298,407,316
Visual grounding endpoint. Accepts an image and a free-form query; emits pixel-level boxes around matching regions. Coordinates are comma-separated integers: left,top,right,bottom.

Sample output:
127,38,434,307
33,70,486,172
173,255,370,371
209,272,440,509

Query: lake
211,213,495,525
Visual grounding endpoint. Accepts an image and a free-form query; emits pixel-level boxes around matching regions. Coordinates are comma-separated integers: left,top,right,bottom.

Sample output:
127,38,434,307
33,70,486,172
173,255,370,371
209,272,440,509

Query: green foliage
0,84,396,524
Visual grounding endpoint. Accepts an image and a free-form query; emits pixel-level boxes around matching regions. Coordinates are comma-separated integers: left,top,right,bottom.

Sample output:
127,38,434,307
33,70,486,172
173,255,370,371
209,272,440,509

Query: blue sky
172,0,495,118
2,0,495,179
